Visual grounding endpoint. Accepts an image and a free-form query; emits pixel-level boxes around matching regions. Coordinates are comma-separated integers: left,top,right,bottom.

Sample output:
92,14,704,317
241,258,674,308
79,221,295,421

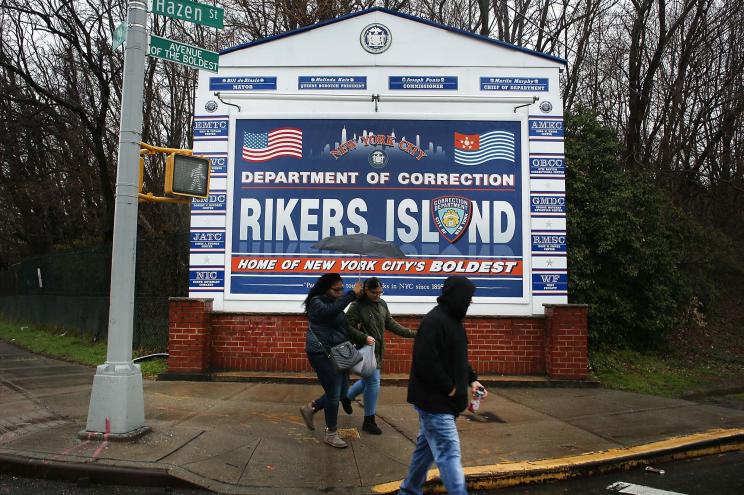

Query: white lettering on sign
238,171,517,187
533,235,567,244
241,171,360,184
397,173,514,187
303,259,336,271
531,120,563,131
194,121,227,130
428,260,519,274
468,201,516,243
236,258,276,270
153,0,203,23
193,232,223,241
532,158,563,166
239,198,368,242
531,197,565,206
237,197,515,245
192,194,226,204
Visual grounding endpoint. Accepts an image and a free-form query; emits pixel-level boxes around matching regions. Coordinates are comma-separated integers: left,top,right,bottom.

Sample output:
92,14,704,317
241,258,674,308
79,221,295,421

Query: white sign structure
189,8,568,316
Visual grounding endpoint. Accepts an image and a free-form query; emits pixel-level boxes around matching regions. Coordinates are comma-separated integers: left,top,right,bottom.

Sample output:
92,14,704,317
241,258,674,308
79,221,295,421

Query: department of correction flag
242,128,303,162
454,130,515,165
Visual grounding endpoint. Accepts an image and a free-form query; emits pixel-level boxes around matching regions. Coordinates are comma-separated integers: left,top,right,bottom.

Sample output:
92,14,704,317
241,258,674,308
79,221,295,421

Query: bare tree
1,0,742,271
0,0,126,240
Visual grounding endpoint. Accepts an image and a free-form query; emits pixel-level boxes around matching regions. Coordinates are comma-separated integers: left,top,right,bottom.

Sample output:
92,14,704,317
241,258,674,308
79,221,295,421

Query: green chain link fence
0,232,189,353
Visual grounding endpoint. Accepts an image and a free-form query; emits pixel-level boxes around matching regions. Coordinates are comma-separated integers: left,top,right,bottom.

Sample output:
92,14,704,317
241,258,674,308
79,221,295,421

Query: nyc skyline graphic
320,126,447,162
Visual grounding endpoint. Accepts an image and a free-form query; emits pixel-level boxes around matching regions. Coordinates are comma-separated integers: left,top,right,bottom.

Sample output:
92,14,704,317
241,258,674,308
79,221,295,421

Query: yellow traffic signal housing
165,153,211,199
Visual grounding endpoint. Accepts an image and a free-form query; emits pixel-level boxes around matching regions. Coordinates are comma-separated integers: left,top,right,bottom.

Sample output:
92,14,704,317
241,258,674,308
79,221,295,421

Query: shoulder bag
308,327,363,372
351,342,377,378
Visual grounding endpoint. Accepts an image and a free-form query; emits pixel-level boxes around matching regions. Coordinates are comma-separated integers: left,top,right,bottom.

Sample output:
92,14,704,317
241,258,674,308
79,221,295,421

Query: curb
0,453,199,490
370,428,744,494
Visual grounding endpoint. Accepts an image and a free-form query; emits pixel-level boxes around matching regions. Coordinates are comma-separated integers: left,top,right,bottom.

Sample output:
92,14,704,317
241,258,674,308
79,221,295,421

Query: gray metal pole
83,0,149,438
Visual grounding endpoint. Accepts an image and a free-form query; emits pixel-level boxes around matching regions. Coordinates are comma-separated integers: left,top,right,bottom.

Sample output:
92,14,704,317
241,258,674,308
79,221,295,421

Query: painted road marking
607,481,687,495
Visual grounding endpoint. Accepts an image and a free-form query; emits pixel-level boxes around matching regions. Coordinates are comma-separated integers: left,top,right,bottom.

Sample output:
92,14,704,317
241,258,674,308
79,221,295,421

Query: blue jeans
347,368,381,416
306,352,348,430
399,407,467,495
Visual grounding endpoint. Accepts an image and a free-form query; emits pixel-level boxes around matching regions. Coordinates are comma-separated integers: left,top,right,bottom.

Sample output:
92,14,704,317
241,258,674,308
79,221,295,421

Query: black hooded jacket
407,276,478,414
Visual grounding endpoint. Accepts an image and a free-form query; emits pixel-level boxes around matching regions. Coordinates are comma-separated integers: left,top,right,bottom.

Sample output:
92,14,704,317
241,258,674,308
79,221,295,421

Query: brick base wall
168,299,589,379
544,304,590,379
167,298,213,373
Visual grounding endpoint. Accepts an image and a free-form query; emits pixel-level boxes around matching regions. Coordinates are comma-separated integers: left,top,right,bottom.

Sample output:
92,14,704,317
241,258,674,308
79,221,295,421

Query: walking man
398,276,487,495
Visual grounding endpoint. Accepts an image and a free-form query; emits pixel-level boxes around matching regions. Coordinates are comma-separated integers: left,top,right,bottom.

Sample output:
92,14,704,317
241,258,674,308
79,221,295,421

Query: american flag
454,130,515,165
242,128,303,162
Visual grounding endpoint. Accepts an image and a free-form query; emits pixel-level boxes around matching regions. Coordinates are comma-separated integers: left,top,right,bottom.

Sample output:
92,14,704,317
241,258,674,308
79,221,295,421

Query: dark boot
341,397,353,415
362,415,382,435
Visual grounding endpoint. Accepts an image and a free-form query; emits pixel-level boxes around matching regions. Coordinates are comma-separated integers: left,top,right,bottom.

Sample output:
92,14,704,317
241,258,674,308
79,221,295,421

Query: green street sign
150,0,224,29
112,22,127,50
148,35,219,73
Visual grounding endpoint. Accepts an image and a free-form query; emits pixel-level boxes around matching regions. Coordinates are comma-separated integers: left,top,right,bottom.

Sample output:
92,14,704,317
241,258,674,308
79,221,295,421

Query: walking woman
300,273,362,448
346,277,416,434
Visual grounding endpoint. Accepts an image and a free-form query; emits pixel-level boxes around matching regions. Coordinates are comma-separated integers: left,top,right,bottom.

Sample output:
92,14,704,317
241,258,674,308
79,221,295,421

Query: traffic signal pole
83,0,149,438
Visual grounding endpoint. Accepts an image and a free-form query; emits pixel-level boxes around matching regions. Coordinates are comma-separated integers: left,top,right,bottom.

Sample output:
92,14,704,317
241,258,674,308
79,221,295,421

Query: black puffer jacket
305,290,357,354
407,276,478,414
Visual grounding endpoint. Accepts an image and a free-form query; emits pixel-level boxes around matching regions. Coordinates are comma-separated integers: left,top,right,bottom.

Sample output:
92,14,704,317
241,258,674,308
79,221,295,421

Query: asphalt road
0,474,211,495
484,451,744,495
2,452,742,494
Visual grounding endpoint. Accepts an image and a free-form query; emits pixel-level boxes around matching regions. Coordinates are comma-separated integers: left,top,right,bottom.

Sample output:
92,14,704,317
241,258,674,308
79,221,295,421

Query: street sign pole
83,0,149,438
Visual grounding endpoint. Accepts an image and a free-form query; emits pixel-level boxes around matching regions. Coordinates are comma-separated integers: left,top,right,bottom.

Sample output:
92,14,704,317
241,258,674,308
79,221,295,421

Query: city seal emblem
368,150,388,168
204,100,218,113
431,196,472,243
360,23,392,54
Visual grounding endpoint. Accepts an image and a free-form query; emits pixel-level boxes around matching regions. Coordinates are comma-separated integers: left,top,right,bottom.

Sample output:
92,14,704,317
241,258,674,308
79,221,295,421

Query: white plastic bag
351,342,377,378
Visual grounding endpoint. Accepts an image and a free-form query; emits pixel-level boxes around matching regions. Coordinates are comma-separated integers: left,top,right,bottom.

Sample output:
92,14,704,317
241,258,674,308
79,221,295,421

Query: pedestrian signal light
165,153,210,198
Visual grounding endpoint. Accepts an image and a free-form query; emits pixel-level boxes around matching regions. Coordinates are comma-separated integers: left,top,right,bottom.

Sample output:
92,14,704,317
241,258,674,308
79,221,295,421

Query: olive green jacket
347,298,416,368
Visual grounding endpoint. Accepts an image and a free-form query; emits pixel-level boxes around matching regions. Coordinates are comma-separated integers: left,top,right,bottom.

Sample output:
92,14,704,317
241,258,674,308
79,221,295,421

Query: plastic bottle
468,386,486,413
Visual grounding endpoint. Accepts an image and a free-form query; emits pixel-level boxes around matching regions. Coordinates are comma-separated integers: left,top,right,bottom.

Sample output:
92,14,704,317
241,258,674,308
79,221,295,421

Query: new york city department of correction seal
360,23,392,54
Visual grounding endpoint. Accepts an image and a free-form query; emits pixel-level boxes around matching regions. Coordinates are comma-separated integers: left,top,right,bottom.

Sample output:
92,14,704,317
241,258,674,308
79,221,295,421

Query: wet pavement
1,340,743,494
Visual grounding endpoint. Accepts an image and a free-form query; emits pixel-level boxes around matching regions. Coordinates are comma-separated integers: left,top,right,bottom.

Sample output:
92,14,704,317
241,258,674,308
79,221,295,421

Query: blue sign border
298,76,367,90
389,76,458,90
209,77,277,91
481,77,549,92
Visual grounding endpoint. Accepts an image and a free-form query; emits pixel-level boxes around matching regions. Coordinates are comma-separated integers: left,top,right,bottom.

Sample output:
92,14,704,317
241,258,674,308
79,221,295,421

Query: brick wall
167,298,213,373
167,299,589,379
210,314,309,372
544,304,589,379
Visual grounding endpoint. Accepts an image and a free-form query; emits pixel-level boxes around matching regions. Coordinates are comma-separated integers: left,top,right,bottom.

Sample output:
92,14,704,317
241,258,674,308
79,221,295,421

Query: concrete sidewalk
1,340,743,494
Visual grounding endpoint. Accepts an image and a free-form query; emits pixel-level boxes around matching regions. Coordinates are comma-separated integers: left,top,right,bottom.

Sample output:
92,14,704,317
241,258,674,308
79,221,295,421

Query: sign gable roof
220,7,567,66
